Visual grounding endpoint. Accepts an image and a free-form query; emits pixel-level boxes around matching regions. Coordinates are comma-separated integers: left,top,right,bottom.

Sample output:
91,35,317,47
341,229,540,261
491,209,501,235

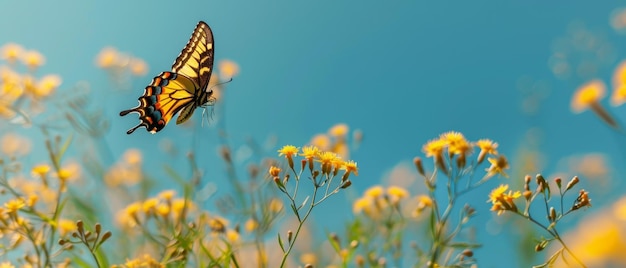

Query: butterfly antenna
208,78,233,91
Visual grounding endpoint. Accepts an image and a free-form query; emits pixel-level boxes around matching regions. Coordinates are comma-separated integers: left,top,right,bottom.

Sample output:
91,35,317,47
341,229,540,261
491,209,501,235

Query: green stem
279,185,319,267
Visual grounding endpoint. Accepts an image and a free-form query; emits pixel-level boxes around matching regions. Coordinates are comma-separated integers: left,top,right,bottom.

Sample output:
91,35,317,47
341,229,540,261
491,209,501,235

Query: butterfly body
120,21,215,134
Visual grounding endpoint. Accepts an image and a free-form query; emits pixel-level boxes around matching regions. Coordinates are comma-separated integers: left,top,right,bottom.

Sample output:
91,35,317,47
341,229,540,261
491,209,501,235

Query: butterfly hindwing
120,72,197,134
120,21,215,134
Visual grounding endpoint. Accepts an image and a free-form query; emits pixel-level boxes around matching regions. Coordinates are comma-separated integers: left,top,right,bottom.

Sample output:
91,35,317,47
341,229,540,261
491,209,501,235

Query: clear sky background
2,1,626,267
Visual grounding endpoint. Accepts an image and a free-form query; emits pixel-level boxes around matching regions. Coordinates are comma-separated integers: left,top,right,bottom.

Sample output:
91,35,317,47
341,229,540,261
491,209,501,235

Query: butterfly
120,21,215,134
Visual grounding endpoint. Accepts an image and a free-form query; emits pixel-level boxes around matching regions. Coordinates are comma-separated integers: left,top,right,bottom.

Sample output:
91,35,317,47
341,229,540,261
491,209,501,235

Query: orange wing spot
162,72,172,79
146,117,153,124
154,77,162,85
145,87,153,95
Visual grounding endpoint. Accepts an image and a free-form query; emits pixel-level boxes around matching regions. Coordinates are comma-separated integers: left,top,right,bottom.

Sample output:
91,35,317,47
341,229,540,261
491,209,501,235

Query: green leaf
277,233,285,253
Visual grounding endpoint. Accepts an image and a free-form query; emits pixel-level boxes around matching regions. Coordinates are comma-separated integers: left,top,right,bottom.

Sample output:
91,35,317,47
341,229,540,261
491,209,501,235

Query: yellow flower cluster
0,43,62,118
116,190,192,229
105,149,144,187
95,46,148,76
421,131,505,176
308,123,362,159
488,184,521,215
111,254,163,268
353,185,430,219
274,144,358,181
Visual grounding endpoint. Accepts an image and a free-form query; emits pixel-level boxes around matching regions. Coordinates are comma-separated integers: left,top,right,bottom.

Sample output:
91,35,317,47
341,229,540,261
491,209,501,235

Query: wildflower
245,218,258,232
34,74,61,99
268,166,281,177
1,43,23,64
22,50,45,70
572,80,606,113
31,164,51,178
422,138,446,158
156,204,170,218
488,184,521,215
157,190,176,201
572,190,592,210
387,186,409,204
4,198,25,213
226,229,240,243
486,155,509,178
0,262,15,268
317,151,339,174
268,198,283,213
57,219,76,236
95,47,119,68
571,80,618,128
328,123,349,137
310,134,331,151
441,131,471,155
142,198,159,215
413,195,433,217
208,217,228,233
123,148,142,165
364,185,384,199
1,133,32,156
278,145,299,169
353,196,373,214
129,58,148,76
475,139,498,164
341,160,358,176
218,59,239,79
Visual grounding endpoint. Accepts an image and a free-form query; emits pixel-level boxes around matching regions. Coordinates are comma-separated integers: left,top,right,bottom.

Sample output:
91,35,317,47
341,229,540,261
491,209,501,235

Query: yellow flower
129,58,148,76
488,184,521,215
571,80,606,113
218,59,239,79
142,198,159,215
310,134,331,151
208,217,228,233
268,198,283,213
156,203,170,217
278,145,299,158
475,139,498,155
364,185,384,199
352,196,373,214
317,151,340,174
22,50,45,70
387,186,409,201
1,43,23,64
123,148,143,165
613,60,626,86
440,131,471,155
95,47,119,68
157,190,176,201
4,198,25,213
0,261,15,268
328,123,349,137
486,155,509,178
611,84,626,107
300,145,320,160
245,218,259,232
422,138,446,158
226,229,240,243
341,160,358,176
1,132,32,156
268,166,281,177
31,164,51,178
412,195,433,217
57,219,76,236
35,74,61,98
125,202,141,217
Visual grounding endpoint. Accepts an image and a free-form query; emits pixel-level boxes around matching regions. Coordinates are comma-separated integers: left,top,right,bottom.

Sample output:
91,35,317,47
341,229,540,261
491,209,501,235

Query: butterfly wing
171,21,214,96
120,72,198,134
120,21,215,134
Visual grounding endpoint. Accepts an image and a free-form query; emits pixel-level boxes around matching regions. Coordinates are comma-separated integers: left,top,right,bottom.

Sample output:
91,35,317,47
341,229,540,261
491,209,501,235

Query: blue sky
2,1,626,266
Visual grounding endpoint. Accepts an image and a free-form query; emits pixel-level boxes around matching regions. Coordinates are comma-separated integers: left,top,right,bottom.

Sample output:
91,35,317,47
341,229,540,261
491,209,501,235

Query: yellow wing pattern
120,21,215,134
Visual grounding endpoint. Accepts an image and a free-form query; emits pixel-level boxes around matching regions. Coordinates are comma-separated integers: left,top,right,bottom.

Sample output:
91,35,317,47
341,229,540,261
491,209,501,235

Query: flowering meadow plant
0,40,599,268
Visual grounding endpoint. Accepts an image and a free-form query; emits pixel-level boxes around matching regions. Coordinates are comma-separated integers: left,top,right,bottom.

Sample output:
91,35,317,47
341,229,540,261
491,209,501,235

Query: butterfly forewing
120,21,215,134
171,21,214,92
